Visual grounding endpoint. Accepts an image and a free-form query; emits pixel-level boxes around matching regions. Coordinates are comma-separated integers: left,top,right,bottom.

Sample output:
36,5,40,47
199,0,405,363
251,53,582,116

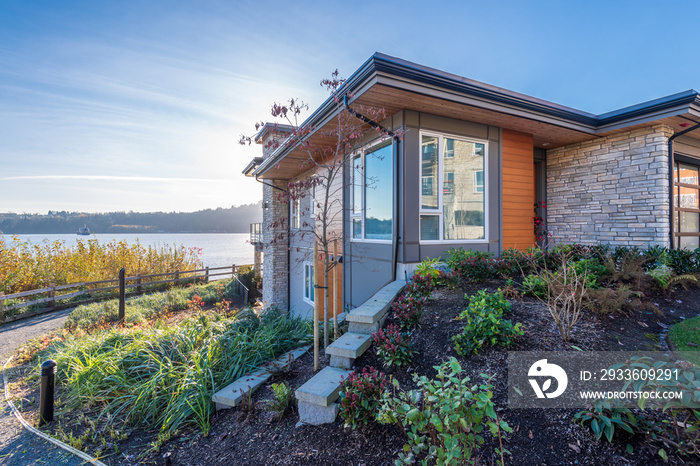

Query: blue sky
1,0,699,213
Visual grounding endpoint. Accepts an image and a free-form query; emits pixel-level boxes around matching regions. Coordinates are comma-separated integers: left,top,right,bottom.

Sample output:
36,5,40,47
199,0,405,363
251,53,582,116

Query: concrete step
295,366,351,426
212,345,310,410
295,366,351,407
346,280,405,333
326,332,372,369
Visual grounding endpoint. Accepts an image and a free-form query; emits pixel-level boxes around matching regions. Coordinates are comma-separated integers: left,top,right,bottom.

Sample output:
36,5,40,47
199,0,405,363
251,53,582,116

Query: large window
420,133,487,242
351,139,393,241
303,261,314,304
674,161,700,250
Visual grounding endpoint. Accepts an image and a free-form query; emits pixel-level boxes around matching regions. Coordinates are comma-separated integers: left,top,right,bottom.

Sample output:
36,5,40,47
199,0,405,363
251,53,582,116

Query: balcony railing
250,223,263,244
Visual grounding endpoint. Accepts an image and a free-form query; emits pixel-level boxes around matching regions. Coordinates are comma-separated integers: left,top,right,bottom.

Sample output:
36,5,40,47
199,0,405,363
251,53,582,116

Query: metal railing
250,223,263,244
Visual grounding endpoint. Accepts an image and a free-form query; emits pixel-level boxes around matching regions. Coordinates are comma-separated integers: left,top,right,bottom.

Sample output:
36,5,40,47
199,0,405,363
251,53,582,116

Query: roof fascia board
254,74,380,177
371,55,600,127
595,106,695,134
595,91,699,125
373,74,597,135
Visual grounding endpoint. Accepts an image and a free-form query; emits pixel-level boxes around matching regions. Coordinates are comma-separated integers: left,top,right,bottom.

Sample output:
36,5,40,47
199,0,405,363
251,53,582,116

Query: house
244,52,700,317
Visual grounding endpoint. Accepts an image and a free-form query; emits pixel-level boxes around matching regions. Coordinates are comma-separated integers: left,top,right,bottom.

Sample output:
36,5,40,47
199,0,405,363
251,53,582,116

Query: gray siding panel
288,194,315,319
347,242,393,306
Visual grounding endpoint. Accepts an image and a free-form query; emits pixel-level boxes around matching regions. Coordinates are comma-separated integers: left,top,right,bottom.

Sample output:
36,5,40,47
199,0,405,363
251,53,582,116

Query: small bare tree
241,71,398,370
523,250,588,342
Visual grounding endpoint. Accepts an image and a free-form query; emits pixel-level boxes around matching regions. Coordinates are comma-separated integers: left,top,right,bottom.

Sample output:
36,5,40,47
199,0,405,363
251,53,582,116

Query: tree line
0,202,262,234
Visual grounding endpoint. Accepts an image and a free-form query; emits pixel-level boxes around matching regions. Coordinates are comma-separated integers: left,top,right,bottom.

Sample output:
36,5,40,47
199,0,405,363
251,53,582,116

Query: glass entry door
673,161,700,249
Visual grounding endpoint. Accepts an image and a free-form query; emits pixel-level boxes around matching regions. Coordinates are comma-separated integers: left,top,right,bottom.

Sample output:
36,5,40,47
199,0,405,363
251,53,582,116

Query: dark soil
8,282,700,465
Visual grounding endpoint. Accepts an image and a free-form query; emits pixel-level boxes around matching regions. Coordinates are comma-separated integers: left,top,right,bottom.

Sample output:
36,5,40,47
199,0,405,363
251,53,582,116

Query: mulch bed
8,282,700,465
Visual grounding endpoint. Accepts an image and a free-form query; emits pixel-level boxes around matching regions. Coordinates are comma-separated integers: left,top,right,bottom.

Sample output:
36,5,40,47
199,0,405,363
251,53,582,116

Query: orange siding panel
314,244,343,322
502,129,535,250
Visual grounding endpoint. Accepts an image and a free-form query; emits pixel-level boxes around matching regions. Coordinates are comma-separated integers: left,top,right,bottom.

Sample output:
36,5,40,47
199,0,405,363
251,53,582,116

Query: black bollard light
39,359,57,425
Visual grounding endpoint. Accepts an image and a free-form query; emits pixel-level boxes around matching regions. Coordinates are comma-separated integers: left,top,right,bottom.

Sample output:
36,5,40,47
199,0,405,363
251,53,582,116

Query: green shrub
666,248,698,274
495,248,534,277
338,367,387,429
444,247,496,282
577,357,700,461
521,273,547,298
574,399,640,442
377,358,511,465
452,290,522,355
644,245,670,269
265,382,294,420
570,258,606,289
415,257,443,281
373,324,416,367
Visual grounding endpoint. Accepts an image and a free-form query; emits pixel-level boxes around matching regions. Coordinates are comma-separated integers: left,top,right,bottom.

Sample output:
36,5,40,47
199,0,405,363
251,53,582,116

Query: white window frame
290,196,300,230
419,130,489,244
350,138,393,244
303,261,314,305
474,170,484,193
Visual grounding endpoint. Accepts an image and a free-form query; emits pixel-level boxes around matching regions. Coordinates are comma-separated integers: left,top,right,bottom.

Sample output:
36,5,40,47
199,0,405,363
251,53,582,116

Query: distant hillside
0,203,262,234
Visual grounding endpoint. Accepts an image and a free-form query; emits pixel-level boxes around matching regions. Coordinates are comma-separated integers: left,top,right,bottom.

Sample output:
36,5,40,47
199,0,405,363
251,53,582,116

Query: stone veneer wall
546,125,673,247
262,179,289,310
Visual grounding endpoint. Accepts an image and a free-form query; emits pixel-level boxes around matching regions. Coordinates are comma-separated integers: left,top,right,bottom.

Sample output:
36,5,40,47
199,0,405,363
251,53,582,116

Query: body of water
4,233,254,269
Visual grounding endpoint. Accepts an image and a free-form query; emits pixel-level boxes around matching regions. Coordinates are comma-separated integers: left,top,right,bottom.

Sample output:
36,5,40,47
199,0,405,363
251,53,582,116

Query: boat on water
77,224,91,235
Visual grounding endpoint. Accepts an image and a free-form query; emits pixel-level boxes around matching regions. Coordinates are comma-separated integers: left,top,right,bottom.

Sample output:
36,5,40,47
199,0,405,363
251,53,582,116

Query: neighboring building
244,53,700,317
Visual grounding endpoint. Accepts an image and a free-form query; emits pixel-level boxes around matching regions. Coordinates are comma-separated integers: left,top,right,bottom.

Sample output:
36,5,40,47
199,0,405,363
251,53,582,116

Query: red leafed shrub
373,324,416,368
391,294,426,329
338,366,387,429
404,273,435,299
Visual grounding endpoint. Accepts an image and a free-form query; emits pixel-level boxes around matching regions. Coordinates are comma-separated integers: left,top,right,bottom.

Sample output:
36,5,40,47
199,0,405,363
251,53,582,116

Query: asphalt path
0,309,86,465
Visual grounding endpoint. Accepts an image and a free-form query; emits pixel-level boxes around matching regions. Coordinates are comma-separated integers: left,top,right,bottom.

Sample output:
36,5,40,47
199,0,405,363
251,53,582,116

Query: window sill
350,238,392,244
419,239,489,245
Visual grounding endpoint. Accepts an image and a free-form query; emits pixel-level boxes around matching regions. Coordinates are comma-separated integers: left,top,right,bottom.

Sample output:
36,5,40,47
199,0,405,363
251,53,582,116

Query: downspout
392,138,401,281
343,95,401,281
667,123,700,249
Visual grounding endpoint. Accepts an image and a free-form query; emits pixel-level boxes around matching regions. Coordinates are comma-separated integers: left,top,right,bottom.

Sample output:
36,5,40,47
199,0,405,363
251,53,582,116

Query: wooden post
0,292,4,323
205,266,210,283
313,243,319,372
174,270,180,286
232,264,236,277
48,284,56,308
118,268,126,322
136,276,142,294
332,240,338,340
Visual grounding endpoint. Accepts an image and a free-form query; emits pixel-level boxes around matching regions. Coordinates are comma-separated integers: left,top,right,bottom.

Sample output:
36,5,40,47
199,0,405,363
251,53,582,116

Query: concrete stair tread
326,332,372,359
346,280,405,324
212,345,310,409
295,366,351,407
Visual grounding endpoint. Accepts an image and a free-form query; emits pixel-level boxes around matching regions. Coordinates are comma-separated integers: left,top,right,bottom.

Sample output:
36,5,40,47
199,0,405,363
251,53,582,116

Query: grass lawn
669,315,700,365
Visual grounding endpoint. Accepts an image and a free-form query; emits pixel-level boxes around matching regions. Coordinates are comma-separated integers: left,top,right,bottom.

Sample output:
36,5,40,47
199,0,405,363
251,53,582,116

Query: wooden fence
0,264,251,324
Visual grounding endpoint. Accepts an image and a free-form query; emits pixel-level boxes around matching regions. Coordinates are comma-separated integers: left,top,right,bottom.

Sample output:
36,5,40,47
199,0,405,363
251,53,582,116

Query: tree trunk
323,254,330,352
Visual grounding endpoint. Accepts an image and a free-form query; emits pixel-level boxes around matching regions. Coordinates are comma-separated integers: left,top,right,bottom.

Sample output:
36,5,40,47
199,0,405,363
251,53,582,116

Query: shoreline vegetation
0,236,203,294
0,202,262,234
13,280,311,450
